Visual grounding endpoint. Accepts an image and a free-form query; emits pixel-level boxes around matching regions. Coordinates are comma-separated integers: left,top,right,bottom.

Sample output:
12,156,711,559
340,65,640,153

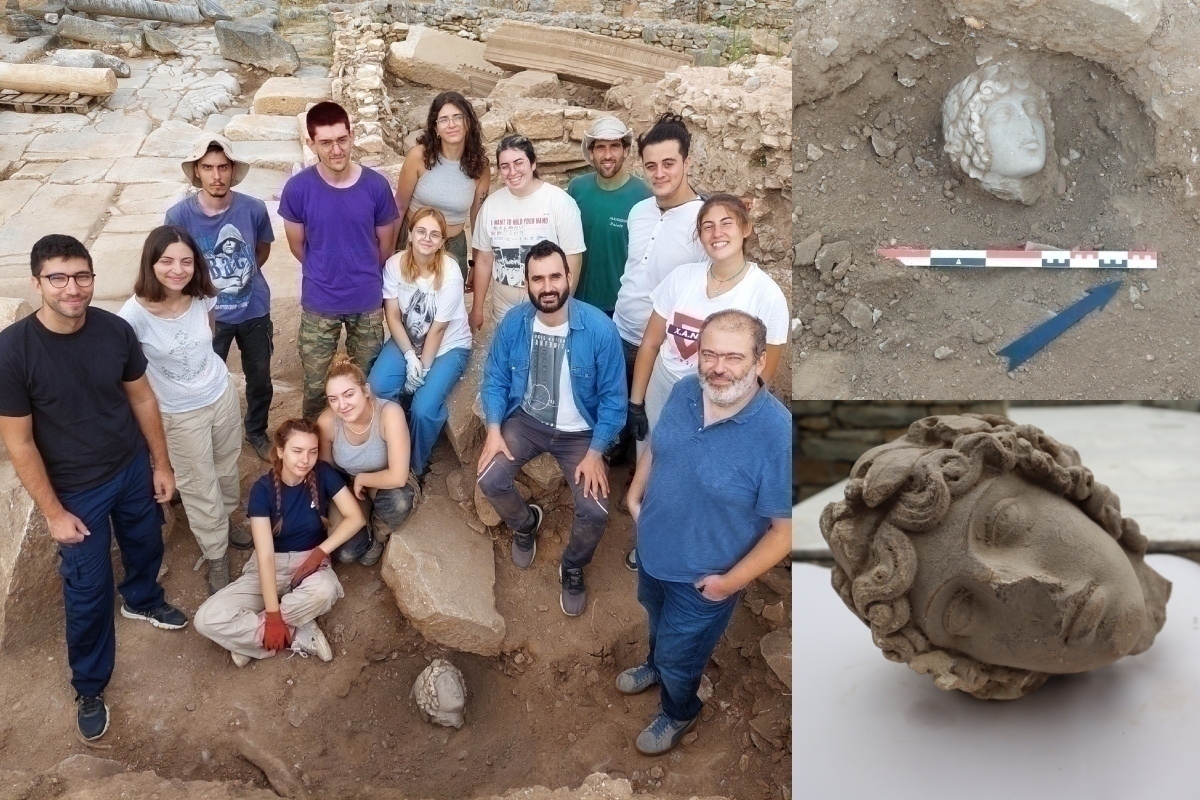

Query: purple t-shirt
278,165,399,315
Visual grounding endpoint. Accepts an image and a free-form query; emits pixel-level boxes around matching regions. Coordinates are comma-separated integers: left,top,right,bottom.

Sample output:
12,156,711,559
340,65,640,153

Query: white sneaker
291,620,333,662
231,650,251,668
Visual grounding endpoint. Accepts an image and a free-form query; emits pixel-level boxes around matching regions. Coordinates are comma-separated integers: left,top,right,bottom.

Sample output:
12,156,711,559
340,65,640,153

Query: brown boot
207,555,230,595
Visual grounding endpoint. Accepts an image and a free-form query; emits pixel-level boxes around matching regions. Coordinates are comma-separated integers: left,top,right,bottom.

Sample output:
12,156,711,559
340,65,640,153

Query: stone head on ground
29,235,95,331
305,101,355,174
697,309,765,407
820,414,1171,699
583,116,634,180
182,133,248,198
524,240,570,315
637,112,692,204
943,61,1055,204
412,658,466,729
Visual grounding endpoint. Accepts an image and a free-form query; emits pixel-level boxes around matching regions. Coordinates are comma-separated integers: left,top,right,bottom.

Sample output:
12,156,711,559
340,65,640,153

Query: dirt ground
0,300,791,800
791,0,1200,400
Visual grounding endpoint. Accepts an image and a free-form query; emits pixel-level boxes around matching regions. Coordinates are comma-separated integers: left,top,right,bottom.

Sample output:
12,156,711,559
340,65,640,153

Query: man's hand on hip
476,427,514,475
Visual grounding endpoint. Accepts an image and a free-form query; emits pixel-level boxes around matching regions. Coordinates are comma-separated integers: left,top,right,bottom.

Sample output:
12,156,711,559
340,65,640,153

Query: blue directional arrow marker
996,280,1122,370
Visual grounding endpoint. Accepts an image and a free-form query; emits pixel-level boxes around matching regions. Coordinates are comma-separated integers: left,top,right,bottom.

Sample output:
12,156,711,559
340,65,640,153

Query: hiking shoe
228,523,253,551
358,537,385,567
559,564,586,617
625,548,638,572
291,620,333,662
230,650,251,668
511,504,542,569
246,434,272,463
635,712,698,756
616,663,658,695
120,602,188,630
207,555,230,595
75,694,109,741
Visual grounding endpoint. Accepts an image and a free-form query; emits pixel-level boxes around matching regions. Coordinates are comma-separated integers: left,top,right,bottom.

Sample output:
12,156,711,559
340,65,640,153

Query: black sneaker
511,504,542,569
559,564,586,617
120,602,189,630
625,547,638,572
76,693,109,741
246,434,272,463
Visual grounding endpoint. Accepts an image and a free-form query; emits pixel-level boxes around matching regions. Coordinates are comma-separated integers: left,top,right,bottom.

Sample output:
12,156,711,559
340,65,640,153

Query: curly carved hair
942,62,1054,181
819,414,1168,700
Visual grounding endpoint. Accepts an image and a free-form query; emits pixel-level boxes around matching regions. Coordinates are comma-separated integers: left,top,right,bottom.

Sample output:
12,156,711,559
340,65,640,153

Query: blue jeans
367,341,471,475
636,565,739,722
57,448,166,697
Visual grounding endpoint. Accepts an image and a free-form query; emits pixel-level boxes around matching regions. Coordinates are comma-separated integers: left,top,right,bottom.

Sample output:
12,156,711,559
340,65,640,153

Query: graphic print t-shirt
650,262,790,384
381,253,472,358
521,318,589,432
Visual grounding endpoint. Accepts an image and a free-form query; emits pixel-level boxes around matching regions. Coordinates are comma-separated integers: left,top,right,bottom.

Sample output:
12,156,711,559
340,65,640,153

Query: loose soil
792,0,1200,400
0,299,791,800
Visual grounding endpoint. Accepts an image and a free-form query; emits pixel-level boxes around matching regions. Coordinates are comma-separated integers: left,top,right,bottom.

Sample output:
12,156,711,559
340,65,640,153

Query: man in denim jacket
477,240,627,617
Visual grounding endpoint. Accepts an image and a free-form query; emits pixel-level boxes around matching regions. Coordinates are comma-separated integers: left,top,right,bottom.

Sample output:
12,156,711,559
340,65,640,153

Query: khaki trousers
162,380,242,559
193,551,344,660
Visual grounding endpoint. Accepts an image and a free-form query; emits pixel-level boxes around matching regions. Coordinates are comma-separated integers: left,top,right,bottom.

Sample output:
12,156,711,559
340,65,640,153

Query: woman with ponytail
193,418,365,666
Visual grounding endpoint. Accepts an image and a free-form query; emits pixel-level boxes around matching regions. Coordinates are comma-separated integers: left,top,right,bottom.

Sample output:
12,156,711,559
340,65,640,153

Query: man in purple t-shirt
279,101,400,419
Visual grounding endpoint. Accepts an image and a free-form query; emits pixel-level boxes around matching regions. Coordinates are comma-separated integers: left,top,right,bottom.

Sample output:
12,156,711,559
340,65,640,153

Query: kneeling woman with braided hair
193,419,366,666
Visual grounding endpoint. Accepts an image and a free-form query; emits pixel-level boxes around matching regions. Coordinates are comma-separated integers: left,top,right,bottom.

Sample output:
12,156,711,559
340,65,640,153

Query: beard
699,363,758,406
529,288,566,313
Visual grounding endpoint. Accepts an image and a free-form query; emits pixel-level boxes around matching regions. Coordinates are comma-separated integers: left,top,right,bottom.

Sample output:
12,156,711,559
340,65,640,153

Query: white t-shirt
382,252,472,358
650,261,790,384
118,294,229,414
470,182,586,320
612,196,706,346
522,318,589,432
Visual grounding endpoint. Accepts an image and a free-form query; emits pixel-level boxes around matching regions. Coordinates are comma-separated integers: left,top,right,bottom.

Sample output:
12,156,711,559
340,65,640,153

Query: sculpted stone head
943,62,1055,204
820,414,1170,700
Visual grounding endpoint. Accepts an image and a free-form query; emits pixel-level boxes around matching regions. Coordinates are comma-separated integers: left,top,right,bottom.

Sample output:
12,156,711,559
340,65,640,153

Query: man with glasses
0,234,189,743
280,101,400,420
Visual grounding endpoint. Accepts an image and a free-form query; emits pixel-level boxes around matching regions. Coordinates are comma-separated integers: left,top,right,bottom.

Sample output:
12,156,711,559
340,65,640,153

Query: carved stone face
982,95,1047,180
908,471,1147,674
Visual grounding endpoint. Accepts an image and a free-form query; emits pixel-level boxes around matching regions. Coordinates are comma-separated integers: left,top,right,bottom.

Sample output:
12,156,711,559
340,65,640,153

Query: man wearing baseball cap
566,117,651,317
166,134,275,471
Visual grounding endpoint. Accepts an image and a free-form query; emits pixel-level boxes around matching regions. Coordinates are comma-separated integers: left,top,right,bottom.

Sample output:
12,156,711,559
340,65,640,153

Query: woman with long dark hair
393,91,490,279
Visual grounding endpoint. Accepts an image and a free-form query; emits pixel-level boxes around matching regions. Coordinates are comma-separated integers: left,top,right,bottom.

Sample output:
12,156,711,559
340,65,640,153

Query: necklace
160,295,190,319
345,402,374,436
708,260,748,295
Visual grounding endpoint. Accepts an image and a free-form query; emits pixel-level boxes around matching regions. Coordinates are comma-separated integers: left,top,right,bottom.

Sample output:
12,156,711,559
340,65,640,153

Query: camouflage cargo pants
298,308,385,420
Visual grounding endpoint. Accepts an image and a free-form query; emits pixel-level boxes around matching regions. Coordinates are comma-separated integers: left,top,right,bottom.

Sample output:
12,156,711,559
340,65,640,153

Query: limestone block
531,139,585,164
252,76,331,116
0,134,32,163
483,20,693,88
0,182,116,261
380,496,506,656
510,105,565,140
214,19,299,75
444,318,491,465
949,0,1161,56
488,70,563,101
228,166,289,202
104,156,184,184
0,298,32,329
479,110,507,144
57,14,145,49
0,62,116,97
112,181,185,215
49,48,131,78
231,139,303,171
137,119,205,158
384,26,503,92
223,114,298,142
25,129,145,160
445,466,472,503
47,158,115,184
65,0,203,24
90,231,147,300
759,629,791,689
100,212,161,233
473,482,501,527
142,27,180,55
521,453,565,493
0,460,61,651
0,180,41,228
198,0,232,21
3,35,56,65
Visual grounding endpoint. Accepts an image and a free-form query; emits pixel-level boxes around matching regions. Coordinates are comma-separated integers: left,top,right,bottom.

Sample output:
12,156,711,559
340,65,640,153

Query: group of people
0,92,791,757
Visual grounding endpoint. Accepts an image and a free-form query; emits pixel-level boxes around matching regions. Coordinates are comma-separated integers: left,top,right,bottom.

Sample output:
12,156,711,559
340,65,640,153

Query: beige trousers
162,380,242,559
193,551,344,660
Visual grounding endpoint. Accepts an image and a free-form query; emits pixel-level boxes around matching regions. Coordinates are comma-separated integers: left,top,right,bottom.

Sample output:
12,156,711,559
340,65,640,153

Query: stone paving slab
251,76,331,116
0,180,41,227
0,133,34,162
8,163,57,180
48,159,118,185
0,183,117,260
231,140,302,171
102,213,164,234
235,167,290,202
114,181,188,215
91,232,150,301
94,113,155,136
105,156,188,184
223,114,299,141
0,111,86,135
138,119,205,158
25,130,149,161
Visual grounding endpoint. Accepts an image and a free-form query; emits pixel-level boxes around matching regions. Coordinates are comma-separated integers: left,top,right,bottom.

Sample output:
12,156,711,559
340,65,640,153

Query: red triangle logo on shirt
667,313,704,361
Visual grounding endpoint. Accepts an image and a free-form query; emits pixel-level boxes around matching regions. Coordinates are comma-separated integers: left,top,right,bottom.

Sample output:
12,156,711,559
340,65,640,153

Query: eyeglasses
436,114,465,127
412,227,444,242
313,136,351,151
39,272,94,288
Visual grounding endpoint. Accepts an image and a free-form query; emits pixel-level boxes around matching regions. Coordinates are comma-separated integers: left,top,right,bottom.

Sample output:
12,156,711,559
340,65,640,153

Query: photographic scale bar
876,249,1158,269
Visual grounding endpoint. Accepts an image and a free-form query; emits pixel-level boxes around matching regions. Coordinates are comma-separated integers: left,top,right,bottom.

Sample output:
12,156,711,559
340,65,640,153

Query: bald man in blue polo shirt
623,309,792,756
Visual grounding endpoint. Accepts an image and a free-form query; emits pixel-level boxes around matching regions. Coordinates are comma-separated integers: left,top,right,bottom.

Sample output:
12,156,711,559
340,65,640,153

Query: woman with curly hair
820,413,1170,699
393,91,491,280
193,418,366,667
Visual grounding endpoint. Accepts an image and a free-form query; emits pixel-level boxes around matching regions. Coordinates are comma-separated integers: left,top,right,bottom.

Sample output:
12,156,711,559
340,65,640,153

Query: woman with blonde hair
319,355,416,565
367,207,472,479
193,418,366,666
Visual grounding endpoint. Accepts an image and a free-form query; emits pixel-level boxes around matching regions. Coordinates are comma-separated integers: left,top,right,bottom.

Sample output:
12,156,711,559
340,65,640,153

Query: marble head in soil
820,414,1170,700
943,62,1055,204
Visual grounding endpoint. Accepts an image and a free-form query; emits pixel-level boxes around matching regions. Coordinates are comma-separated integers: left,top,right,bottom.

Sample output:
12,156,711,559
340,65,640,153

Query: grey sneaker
559,564,586,617
207,555,230,595
616,663,658,695
228,523,253,551
635,712,698,756
291,620,333,662
120,602,188,630
358,537,385,567
75,693,109,741
511,504,542,569
625,547,638,572
246,434,272,463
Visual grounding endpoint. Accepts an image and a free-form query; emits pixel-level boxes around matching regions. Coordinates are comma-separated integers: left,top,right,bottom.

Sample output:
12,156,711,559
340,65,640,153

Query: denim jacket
480,298,628,453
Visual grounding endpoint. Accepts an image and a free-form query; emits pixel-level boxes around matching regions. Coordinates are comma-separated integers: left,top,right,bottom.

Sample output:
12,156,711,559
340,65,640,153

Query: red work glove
262,610,291,651
288,548,329,592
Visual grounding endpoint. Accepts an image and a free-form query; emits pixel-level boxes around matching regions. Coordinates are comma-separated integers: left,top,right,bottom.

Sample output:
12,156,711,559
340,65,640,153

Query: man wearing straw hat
166,134,275,476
